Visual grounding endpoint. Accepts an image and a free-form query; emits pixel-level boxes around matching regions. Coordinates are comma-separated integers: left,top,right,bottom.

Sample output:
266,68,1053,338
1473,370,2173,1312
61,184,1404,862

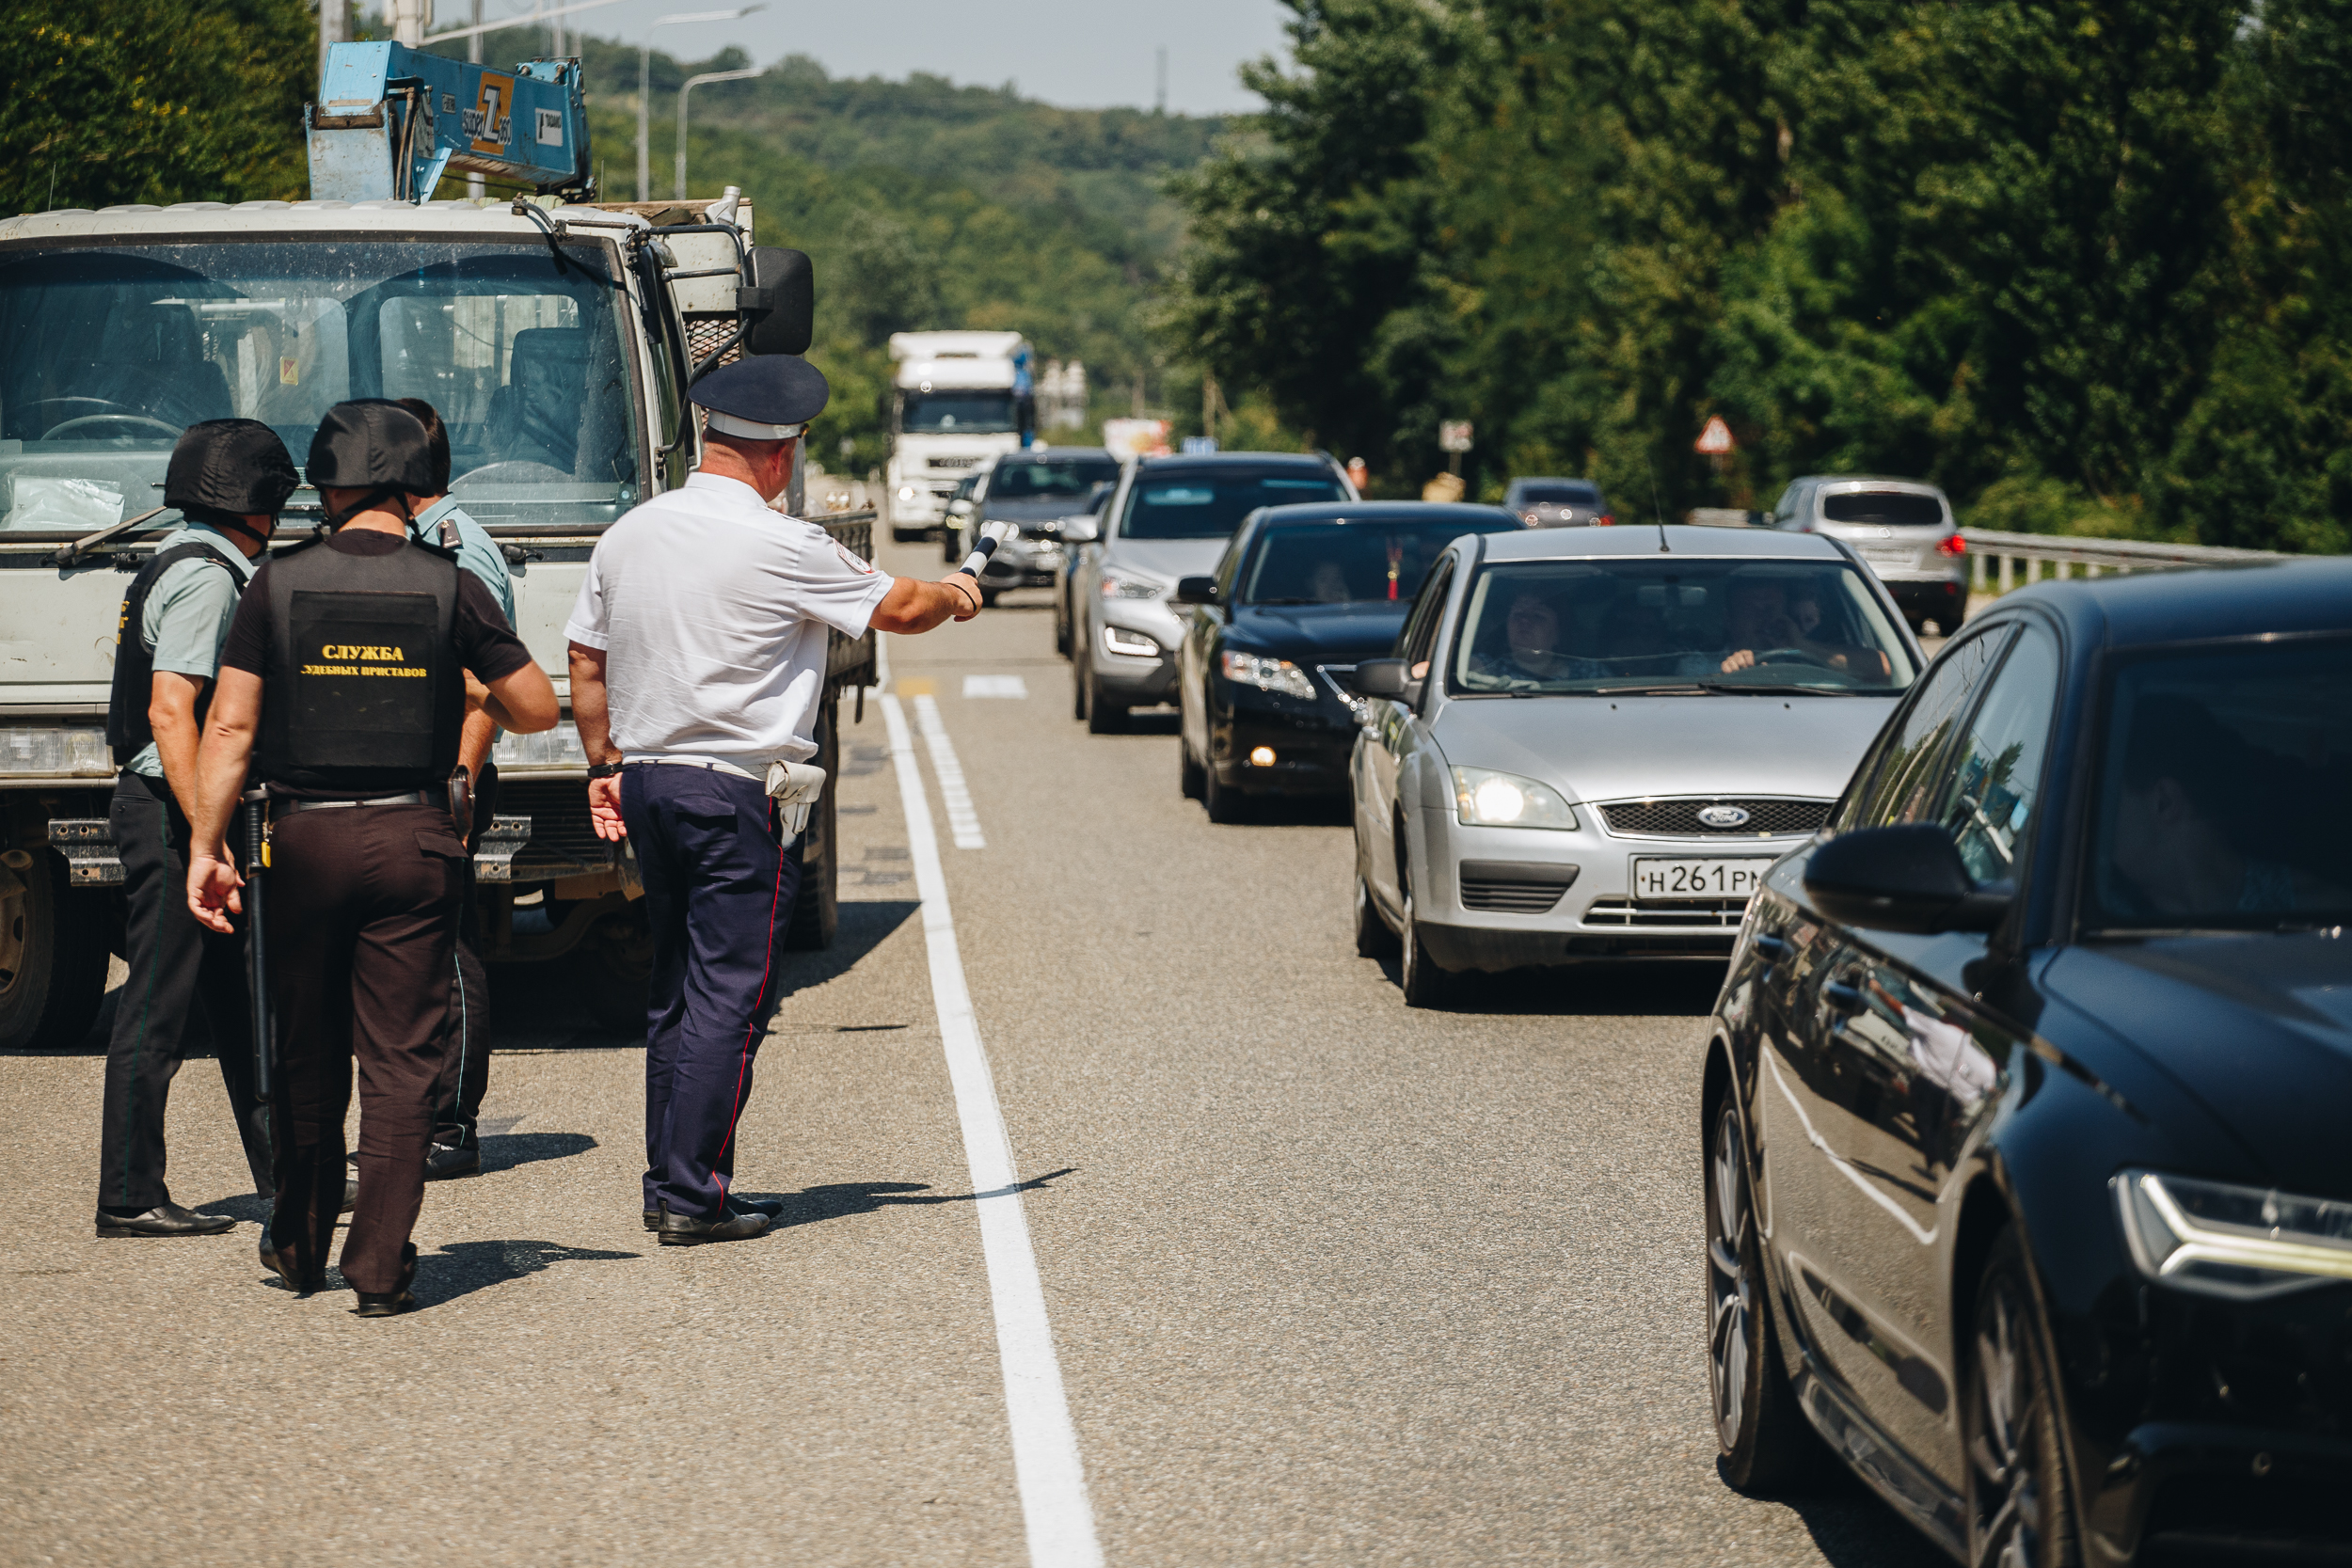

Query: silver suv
1766,475,1968,634
1060,451,1353,732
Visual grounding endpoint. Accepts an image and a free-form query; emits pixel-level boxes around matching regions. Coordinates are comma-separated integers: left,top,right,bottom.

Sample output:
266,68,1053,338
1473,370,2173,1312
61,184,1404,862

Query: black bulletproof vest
256,533,464,794
106,540,242,766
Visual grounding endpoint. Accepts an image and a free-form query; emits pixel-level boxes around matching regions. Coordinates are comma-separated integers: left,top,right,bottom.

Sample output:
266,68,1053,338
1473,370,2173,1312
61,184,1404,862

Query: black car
1703,559,2352,1566
1501,475,1612,527
1171,501,1522,820
941,449,1120,603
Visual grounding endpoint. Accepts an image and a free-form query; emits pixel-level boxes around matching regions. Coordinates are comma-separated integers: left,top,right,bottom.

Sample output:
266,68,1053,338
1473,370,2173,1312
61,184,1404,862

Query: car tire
1202,759,1248,821
1354,865,1398,959
1180,733,1206,800
1963,1230,2081,1568
1055,598,1071,657
1398,890,1450,1007
1707,1096,1827,1492
1086,673,1126,735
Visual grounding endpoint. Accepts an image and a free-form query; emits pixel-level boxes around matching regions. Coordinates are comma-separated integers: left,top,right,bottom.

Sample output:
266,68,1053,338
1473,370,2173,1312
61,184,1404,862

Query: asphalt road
0,531,1948,1568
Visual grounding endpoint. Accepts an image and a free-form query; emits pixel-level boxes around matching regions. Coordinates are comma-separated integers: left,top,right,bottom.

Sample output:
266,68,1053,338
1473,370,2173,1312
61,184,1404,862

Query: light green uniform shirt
415,497,516,622
124,524,255,780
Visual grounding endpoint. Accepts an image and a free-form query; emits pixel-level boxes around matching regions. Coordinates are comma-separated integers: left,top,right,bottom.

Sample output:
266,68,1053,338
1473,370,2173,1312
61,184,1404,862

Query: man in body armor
94,420,293,1237
185,401,558,1315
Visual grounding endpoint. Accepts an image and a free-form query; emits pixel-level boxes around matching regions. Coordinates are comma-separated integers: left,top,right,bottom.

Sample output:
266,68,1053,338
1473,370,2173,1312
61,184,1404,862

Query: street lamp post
639,6,765,202
676,67,759,199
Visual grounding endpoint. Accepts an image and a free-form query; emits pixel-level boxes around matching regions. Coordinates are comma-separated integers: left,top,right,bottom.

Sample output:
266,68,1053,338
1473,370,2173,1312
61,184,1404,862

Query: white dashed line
880,693,1104,1568
912,692,985,849
963,674,1029,699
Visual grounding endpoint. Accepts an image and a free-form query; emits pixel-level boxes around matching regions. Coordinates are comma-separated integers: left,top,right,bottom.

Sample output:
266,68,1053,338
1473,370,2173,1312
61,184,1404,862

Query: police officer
564,356,978,1246
394,398,511,1180
185,401,559,1314
94,420,291,1237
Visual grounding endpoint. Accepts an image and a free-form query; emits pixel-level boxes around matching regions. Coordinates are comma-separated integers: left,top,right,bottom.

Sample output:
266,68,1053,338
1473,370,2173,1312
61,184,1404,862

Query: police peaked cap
306,400,437,493
165,419,300,516
689,354,830,438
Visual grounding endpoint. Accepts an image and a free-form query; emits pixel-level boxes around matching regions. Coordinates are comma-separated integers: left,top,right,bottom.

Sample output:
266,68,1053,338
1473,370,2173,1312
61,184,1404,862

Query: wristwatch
586,761,626,779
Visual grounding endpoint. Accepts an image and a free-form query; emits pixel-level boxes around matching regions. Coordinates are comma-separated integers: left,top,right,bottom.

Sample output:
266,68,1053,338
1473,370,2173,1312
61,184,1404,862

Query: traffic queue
1009,446,2351,1566
89,355,989,1314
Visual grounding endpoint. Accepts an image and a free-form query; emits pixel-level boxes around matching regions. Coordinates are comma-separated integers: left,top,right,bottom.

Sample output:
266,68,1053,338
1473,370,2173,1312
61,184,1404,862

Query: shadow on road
781,898,919,990
1740,1464,1953,1568
420,1238,641,1307
1376,958,1724,1018
743,1167,1077,1232
479,1129,598,1171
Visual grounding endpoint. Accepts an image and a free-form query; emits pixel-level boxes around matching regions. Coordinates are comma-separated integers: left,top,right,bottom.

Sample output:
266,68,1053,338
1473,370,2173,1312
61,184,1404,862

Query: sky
431,0,1293,115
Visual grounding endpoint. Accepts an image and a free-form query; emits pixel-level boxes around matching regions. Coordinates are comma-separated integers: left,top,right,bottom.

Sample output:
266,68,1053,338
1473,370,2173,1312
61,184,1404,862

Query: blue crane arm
308,41,593,202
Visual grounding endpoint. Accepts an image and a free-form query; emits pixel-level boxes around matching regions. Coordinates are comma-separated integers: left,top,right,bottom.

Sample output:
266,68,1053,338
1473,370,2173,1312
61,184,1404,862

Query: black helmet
306,400,436,495
165,419,299,518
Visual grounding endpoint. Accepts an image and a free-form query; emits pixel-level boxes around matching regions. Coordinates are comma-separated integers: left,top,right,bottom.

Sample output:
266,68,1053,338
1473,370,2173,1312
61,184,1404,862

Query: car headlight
898,485,918,500
0,725,112,778
1102,625,1161,657
2114,1169,2352,1300
1452,766,1579,830
1099,572,1166,600
491,721,590,769
1219,649,1316,701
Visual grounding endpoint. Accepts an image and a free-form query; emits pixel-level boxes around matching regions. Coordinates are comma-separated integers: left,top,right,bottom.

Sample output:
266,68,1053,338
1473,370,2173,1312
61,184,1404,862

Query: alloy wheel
1707,1104,1756,1448
1965,1233,2076,1568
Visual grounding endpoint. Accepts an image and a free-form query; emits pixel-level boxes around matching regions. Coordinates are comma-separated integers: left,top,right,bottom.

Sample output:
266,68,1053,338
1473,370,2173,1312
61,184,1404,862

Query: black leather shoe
352,1243,418,1317
95,1203,234,1238
643,1194,784,1230
260,1238,325,1293
422,1143,481,1180
657,1207,771,1246
342,1179,358,1214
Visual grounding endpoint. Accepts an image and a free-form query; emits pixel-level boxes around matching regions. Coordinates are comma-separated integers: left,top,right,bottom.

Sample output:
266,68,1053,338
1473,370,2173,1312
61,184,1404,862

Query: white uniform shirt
564,472,889,768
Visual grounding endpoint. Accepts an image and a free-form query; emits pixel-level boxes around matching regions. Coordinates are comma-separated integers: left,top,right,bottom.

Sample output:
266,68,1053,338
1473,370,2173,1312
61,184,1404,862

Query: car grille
1581,896,1749,928
1598,798,1830,838
498,780,616,879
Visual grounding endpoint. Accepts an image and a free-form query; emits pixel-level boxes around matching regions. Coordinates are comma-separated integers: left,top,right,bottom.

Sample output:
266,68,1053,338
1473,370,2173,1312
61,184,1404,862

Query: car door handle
1823,981,1867,1013
1755,933,1789,960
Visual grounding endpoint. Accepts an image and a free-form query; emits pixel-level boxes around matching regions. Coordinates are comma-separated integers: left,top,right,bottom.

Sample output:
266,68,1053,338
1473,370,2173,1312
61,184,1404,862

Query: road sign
1438,420,1473,453
1695,416,1735,455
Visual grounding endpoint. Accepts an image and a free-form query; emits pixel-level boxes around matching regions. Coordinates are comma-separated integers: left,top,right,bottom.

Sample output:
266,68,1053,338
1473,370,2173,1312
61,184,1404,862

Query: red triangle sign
1695,416,1735,454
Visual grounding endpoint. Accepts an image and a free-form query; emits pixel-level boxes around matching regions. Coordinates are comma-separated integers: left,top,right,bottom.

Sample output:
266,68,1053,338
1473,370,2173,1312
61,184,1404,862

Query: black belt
276,787,448,815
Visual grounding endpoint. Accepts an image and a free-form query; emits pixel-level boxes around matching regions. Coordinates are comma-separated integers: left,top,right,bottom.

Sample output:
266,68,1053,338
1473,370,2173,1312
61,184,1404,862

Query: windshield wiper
1581,682,1709,696
1695,681,1875,697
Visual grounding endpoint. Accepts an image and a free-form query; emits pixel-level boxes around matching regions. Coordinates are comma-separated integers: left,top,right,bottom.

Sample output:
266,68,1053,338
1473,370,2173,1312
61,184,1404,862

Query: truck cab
883,330,1032,542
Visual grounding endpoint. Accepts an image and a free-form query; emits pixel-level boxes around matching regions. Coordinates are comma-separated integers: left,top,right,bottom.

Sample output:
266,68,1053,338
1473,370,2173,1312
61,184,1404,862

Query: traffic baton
955,520,1019,578
241,787,277,1101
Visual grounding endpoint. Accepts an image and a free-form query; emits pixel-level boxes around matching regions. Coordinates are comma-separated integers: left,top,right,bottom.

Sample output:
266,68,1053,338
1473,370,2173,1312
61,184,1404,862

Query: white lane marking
964,674,1029,699
880,694,1103,1568
913,692,986,849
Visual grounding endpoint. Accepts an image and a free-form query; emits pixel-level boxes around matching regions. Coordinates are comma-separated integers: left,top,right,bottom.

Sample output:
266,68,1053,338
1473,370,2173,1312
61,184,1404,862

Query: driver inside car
1469,589,1603,684
1717,578,1889,680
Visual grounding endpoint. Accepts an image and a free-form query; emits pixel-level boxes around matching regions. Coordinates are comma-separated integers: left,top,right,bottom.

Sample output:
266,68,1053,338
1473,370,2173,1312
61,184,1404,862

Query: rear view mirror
1173,575,1218,606
1803,824,2010,934
740,246,813,356
1354,658,1407,698
1060,515,1099,544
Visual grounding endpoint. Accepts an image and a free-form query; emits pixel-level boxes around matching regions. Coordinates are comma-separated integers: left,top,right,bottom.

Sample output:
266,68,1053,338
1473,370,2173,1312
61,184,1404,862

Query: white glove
764,760,828,836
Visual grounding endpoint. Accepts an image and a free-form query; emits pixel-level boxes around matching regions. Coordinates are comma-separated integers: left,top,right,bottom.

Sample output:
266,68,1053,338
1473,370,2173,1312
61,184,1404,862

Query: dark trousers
622,763,799,1221
430,763,498,1148
264,803,467,1294
97,772,274,1212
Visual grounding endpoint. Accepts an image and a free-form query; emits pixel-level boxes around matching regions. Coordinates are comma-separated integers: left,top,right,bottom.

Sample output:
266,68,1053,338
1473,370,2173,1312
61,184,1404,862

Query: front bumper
1089,605,1184,705
1211,677,1364,796
977,537,1065,590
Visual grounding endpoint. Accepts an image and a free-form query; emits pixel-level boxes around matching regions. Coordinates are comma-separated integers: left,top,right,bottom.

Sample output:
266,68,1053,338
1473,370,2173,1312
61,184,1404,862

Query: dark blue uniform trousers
622,762,799,1220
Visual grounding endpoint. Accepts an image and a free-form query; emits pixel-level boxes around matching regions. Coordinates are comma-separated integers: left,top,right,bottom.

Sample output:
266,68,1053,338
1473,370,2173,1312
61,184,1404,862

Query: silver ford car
1348,525,1924,1005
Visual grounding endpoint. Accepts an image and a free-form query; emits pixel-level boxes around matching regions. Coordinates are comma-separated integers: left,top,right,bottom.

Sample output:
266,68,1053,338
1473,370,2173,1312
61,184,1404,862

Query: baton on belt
240,786,277,1101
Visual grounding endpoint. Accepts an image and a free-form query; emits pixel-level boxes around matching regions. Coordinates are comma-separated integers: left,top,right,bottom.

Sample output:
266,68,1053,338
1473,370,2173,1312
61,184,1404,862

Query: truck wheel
785,692,839,951
0,851,111,1052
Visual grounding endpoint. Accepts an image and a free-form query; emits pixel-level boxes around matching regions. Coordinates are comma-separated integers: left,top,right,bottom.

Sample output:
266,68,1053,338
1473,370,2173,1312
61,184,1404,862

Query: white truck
883,330,1034,542
0,42,872,1052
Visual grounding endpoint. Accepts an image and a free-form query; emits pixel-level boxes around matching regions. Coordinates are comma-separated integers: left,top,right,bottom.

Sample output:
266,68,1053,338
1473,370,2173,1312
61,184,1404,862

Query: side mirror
740,246,814,356
1354,657,1407,698
1173,575,1218,606
1803,824,2010,934
1060,515,1099,544
1083,481,1114,514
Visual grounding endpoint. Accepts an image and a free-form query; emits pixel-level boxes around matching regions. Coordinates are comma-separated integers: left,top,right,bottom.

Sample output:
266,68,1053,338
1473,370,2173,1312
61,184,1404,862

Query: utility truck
883,330,1033,542
0,40,872,1052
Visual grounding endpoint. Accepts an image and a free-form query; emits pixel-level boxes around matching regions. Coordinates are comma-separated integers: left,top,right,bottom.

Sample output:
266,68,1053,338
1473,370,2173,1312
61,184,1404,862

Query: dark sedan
1502,475,1613,527
1172,502,1522,820
1703,558,2352,1566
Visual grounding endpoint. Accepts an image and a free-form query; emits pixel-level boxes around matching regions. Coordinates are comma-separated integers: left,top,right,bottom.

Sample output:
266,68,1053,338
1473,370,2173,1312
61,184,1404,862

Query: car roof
993,449,1112,464
1788,475,1950,496
1476,524,1847,562
1252,502,1518,526
1136,451,1333,469
1999,558,2352,648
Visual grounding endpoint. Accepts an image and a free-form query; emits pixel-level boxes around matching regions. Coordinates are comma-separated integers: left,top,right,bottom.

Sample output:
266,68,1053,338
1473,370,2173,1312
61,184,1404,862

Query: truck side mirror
740,246,813,356
1172,576,1218,606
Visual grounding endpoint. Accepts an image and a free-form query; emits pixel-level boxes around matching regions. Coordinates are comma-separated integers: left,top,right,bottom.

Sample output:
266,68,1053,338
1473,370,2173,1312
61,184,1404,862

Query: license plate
1860,546,1916,569
1632,857,1773,901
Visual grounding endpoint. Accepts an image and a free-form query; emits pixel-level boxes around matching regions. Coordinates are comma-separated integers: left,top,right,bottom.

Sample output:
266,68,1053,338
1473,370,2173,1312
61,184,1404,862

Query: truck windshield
0,240,643,534
901,391,1017,435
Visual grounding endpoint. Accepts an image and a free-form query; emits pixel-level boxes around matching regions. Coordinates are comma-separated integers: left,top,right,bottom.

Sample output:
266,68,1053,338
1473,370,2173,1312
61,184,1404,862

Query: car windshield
1448,559,1916,694
2086,639,2352,933
1821,491,1945,528
901,391,1017,435
1515,482,1599,505
1119,467,1346,540
1241,515,1514,605
0,240,644,534
991,457,1118,499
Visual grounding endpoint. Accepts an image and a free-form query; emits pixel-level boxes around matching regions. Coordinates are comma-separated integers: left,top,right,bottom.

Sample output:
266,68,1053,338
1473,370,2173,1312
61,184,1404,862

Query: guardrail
1959,529,2285,594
